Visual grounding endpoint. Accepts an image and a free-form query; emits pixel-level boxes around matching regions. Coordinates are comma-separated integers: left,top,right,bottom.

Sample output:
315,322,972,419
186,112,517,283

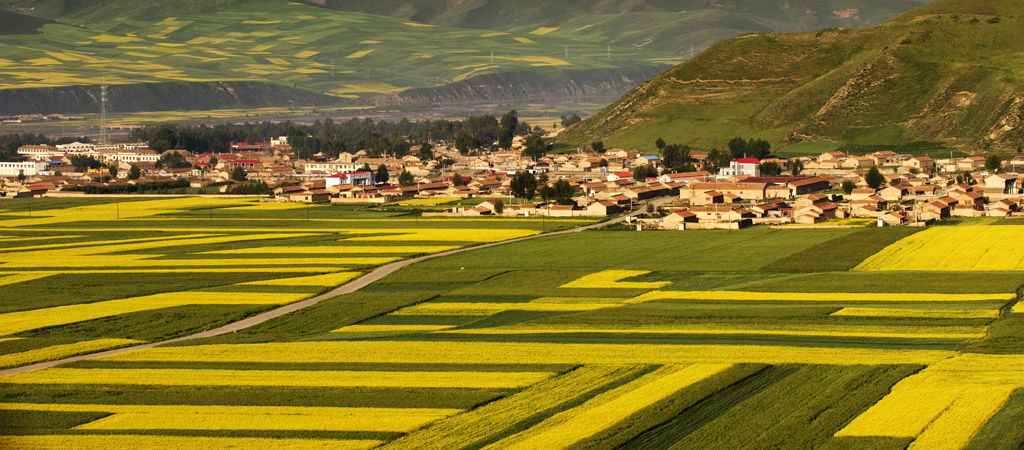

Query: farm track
0,208,651,376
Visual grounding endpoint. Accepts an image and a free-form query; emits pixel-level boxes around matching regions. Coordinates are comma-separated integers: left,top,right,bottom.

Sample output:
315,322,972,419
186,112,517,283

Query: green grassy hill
558,0,1024,154
316,0,931,54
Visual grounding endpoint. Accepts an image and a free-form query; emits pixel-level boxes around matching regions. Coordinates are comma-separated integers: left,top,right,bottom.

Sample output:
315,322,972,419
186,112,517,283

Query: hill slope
558,0,1024,153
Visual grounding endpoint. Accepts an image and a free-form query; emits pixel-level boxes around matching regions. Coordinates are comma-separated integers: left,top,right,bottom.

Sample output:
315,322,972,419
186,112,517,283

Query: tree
599,158,609,168
661,144,692,172
705,148,731,174
452,173,466,186
108,165,118,178
208,156,219,168
17,170,25,183
70,155,100,172
633,164,657,181
498,127,514,150
591,140,604,153
538,172,549,185
560,113,582,128
493,199,504,215
523,135,547,160
128,165,141,180
398,170,414,186
727,137,771,159
655,137,666,151
728,137,747,159
786,158,804,176
842,180,856,194
419,142,434,160
553,179,574,205
510,172,538,202
986,154,1002,172
500,110,519,134
539,184,554,203
376,164,390,184
864,166,885,189
360,163,372,172
759,162,782,176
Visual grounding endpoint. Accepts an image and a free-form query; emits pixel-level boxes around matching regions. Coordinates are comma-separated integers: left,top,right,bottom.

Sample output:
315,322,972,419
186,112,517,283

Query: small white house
719,158,760,177
326,171,376,188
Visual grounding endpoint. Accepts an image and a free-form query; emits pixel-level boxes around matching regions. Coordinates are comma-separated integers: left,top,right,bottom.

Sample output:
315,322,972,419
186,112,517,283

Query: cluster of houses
3,138,1023,226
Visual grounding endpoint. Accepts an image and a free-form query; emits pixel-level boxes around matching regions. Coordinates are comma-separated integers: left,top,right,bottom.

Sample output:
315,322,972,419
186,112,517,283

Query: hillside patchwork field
1,198,1023,449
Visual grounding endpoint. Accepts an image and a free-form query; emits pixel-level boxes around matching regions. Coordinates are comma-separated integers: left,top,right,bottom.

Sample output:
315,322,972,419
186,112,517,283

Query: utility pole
607,45,611,60
100,81,108,144
331,59,335,78
564,46,569,58
490,49,494,64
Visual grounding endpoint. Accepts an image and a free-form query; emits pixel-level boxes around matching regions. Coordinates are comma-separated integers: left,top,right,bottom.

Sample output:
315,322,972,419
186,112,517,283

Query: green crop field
1,197,1023,449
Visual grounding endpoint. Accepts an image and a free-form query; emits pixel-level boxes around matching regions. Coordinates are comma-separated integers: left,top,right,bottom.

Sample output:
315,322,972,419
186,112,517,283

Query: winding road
0,206,659,376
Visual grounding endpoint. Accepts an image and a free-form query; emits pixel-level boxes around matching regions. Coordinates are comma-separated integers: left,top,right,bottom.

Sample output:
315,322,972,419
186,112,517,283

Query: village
2,135,1023,229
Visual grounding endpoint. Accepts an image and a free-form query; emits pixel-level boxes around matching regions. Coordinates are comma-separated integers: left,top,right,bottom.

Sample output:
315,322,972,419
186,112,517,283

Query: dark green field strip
183,290,446,345
619,366,799,450
762,227,920,273
628,271,789,292
1,425,402,441
1,273,303,314
0,384,506,409
445,270,653,299
191,285,327,295
377,268,510,285
737,271,1024,294
966,389,1024,450
0,409,110,434
459,311,574,329
416,228,853,273
18,304,273,343
65,361,579,373
967,316,1024,354
571,364,766,450
377,334,968,351
631,364,921,449
536,305,1000,328
358,314,481,327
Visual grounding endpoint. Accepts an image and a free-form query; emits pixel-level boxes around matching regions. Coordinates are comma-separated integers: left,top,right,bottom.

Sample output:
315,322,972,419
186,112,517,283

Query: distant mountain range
558,0,1024,154
0,0,931,115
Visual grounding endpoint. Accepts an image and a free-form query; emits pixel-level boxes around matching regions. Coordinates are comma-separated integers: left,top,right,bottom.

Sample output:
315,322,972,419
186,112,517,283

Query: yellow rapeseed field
907,387,1014,450
0,272,56,287
0,435,381,450
855,225,1024,271
346,49,375,59
3,368,555,389
437,326,985,341
629,290,1014,303
485,364,732,449
528,27,560,35
0,339,143,368
205,245,458,255
332,324,457,333
560,270,671,289
101,341,955,366
0,403,458,433
831,307,1001,319
393,302,618,316
341,228,538,242
0,292,311,336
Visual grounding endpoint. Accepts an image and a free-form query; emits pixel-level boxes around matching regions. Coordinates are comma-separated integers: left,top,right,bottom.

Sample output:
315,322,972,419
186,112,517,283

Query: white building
55,142,96,153
271,136,289,147
0,161,48,177
719,158,761,177
16,145,60,161
304,162,360,174
326,171,375,188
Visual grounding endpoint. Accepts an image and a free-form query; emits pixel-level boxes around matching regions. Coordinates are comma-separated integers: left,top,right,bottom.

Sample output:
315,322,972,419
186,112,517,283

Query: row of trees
128,111,535,161
508,172,574,204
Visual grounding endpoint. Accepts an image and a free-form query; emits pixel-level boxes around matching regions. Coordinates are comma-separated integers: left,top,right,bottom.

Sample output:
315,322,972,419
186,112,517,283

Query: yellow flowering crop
341,228,537,242
485,364,732,449
101,341,955,366
855,225,1024,271
831,307,1001,319
395,198,460,205
3,368,554,389
1013,302,1024,314
835,383,963,437
908,387,1014,450
0,435,381,450
437,326,985,341
383,365,645,449
241,272,359,287
0,292,310,336
629,290,1014,303
0,339,143,369
332,324,457,333
393,302,618,316
205,245,459,255
0,403,459,433
560,270,671,289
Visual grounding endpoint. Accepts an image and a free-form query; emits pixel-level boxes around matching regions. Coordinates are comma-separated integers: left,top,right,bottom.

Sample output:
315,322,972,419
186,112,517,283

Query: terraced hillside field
0,0,677,100
1,200,1023,449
